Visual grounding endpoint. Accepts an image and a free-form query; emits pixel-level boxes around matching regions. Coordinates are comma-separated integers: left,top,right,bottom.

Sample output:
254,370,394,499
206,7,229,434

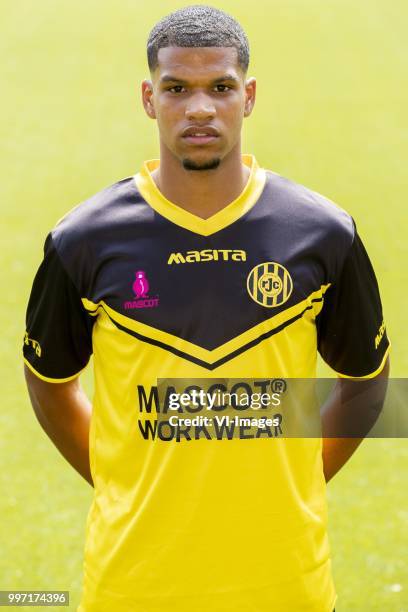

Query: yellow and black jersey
23,154,389,612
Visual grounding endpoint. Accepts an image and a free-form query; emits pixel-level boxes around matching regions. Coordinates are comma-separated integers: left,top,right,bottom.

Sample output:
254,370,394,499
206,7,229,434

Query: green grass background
1,0,407,610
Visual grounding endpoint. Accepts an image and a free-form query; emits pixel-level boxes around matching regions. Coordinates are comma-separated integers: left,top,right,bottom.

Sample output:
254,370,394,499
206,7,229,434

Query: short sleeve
317,221,390,378
23,233,95,382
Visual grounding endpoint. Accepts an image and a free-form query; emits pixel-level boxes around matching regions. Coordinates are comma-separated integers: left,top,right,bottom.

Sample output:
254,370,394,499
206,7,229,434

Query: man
23,5,390,611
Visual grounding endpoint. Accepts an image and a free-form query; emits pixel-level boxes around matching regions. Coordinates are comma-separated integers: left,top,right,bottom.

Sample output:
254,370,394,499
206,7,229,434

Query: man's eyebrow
159,74,240,84
212,74,240,83
159,75,188,84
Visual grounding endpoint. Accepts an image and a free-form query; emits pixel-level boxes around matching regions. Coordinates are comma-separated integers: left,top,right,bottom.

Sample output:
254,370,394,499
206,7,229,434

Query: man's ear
243,77,256,117
142,79,156,119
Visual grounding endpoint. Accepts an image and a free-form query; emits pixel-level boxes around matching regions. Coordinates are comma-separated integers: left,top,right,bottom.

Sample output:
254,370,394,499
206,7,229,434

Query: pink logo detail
132,270,149,298
124,270,159,311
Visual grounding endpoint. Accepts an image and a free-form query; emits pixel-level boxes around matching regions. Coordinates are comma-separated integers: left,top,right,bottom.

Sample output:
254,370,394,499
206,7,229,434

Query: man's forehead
154,46,241,78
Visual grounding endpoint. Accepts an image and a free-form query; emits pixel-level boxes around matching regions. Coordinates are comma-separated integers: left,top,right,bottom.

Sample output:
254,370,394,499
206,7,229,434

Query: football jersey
23,154,390,612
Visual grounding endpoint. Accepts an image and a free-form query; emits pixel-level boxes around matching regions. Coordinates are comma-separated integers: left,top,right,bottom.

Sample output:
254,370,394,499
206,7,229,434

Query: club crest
247,262,293,308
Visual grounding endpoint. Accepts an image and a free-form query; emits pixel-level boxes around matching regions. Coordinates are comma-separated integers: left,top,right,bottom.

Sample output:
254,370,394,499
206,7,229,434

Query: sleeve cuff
23,357,89,383
334,343,391,379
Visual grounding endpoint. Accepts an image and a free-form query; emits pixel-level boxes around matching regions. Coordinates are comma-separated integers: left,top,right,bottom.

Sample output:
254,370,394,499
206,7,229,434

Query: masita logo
168,249,246,264
123,271,159,310
375,320,386,349
247,262,293,308
24,331,41,357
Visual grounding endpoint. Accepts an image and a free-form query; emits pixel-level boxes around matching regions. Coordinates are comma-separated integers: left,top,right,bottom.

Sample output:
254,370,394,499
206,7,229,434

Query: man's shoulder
51,176,139,248
264,169,353,228
46,175,148,290
261,168,355,248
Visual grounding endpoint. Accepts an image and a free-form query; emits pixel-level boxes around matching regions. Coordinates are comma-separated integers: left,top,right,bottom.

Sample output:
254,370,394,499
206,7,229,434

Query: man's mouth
184,135,218,144
182,126,220,145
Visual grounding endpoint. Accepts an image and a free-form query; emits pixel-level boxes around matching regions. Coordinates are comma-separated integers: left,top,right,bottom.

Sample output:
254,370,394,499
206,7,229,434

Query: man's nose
185,92,216,121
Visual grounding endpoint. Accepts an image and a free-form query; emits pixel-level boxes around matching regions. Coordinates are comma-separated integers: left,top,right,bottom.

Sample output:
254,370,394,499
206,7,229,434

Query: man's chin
182,157,221,171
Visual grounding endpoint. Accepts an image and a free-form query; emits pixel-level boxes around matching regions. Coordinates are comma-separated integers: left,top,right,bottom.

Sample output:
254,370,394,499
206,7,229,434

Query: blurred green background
1,0,407,610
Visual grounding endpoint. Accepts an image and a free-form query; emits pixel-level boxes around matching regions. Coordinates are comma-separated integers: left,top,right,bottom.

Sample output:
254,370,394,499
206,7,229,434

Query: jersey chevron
82,284,330,370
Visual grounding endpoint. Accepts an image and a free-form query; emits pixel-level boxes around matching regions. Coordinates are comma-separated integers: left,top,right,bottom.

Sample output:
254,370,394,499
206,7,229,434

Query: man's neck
149,147,250,220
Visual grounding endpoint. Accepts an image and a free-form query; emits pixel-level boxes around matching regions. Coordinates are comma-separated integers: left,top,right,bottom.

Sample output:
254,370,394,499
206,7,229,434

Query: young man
23,5,390,611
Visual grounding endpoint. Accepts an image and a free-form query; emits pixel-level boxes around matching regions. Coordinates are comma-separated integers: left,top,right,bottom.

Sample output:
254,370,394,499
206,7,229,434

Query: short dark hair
147,5,249,73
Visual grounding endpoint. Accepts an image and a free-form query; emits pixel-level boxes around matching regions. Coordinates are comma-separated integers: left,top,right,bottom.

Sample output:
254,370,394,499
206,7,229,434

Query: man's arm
321,355,390,483
24,365,93,487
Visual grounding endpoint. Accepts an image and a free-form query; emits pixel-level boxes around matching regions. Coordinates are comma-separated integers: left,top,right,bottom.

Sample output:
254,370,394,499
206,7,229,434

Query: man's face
142,47,256,171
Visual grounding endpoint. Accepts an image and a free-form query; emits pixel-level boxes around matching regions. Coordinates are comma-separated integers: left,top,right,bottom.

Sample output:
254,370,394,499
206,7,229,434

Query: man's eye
168,85,185,93
214,84,230,92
